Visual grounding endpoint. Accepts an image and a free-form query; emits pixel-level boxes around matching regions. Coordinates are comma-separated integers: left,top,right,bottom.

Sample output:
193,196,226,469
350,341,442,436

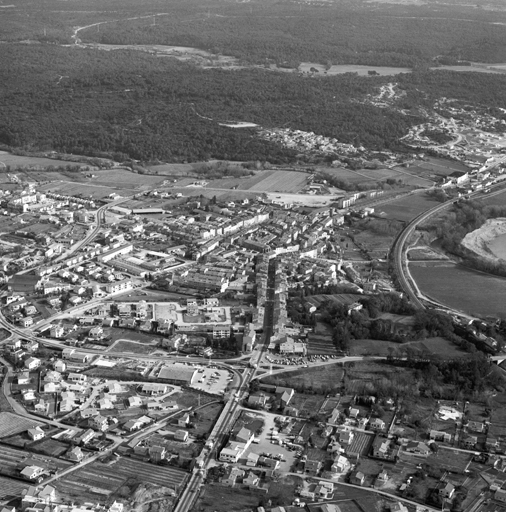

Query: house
369,418,386,431
390,503,409,512
59,398,75,412
331,455,350,474
17,371,30,385
349,407,360,419
20,465,45,481
23,340,39,353
149,446,166,463
75,428,95,445
405,441,430,456
248,394,268,408
128,396,142,408
141,383,167,395
350,471,365,486
34,400,48,414
178,413,190,427
494,488,506,503
90,414,108,431
244,471,260,488
467,421,485,433
24,357,41,370
439,482,455,499
371,436,398,461
67,372,87,384
235,427,253,444
50,325,64,338
98,398,114,410
43,382,59,393
304,459,322,475
27,426,45,441
375,469,389,486
223,467,245,487
315,481,334,499
247,452,260,467
54,360,66,372
44,370,62,383
67,446,84,462
429,430,452,443
23,391,36,402
174,430,189,442
19,316,34,328
462,435,478,449
339,430,354,445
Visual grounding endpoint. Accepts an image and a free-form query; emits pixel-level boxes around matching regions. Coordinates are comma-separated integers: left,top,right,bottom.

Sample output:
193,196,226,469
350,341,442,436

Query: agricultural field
192,403,223,437
306,333,339,356
0,443,72,478
261,364,343,394
288,393,327,418
0,412,44,438
0,475,29,501
54,456,188,502
375,192,440,222
145,162,196,176
305,293,362,308
409,261,506,319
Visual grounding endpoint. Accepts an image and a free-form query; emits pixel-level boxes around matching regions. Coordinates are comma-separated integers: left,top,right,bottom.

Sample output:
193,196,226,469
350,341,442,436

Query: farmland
0,412,44,438
54,456,188,502
90,169,166,189
0,443,72,478
409,261,506,318
108,340,157,355
375,192,440,222
0,475,29,501
261,364,343,394
244,170,308,193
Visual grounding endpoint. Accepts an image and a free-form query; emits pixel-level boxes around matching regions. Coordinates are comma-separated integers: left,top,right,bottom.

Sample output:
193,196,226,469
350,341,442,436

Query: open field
109,340,157,354
0,412,44,438
0,152,91,169
305,293,362,308
197,475,301,512
31,438,70,458
376,193,440,222
410,261,506,319
192,403,223,437
306,333,340,356
145,162,196,176
289,393,327,417
261,364,343,393
54,456,188,502
38,181,133,200
245,170,308,193
91,169,166,189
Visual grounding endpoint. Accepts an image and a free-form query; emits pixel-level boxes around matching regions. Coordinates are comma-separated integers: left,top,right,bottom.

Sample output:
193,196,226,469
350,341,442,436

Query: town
2,82,506,512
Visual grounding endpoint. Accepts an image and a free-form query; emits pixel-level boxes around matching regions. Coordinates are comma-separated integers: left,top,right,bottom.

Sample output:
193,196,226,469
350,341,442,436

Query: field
54,456,188,502
306,333,340,356
0,443,72,478
38,181,134,200
288,393,327,418
0,475,29,501
349,337,467,359
91,169,167,189
0,151,91,169
305,294,362,308
109,340,157,354
261,364,343,394
376,193,440,222
31,438,71,458
0,412,44,438
409,261,506,318
197,475,301,512
192,402,223,437
244,170,308,193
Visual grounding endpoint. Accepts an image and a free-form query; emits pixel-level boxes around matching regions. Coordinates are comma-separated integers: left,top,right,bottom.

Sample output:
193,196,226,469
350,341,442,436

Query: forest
3,0,506,67
0,45,418,163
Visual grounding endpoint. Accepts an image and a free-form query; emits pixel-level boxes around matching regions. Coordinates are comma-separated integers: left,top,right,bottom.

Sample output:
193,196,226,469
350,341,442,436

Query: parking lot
190,366,233,395
241,411,301,473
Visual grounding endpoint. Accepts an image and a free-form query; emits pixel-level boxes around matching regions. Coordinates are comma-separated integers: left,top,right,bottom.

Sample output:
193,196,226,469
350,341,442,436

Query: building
439,482,455,499
27,426,45,441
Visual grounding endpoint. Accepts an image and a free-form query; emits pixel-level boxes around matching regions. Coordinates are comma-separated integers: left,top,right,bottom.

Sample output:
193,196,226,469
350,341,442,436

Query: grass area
349,337,467,359
196,475,301,512
171,390,218,409
110,329,158,344
261,364,344,394
0,329,11,342
192,403,223,437
0,412,43,437
110,340,157,354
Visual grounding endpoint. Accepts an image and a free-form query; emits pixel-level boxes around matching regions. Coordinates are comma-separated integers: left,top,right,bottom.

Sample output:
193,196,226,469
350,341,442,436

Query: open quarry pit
461,217,506,262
